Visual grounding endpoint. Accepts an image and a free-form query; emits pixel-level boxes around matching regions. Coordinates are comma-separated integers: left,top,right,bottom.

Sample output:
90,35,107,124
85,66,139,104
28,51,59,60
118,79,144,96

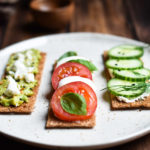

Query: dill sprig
101,82,149,92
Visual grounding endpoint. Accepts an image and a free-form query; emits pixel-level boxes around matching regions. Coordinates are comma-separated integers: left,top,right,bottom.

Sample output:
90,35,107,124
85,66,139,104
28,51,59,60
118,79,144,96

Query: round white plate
0,33,150,149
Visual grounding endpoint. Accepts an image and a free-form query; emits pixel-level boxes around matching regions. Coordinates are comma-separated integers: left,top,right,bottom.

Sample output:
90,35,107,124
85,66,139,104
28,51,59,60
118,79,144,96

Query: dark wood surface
0,0,150,149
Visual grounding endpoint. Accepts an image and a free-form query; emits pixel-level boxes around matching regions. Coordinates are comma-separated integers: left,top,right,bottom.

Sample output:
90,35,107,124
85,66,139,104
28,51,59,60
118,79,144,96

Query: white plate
0,33,150,149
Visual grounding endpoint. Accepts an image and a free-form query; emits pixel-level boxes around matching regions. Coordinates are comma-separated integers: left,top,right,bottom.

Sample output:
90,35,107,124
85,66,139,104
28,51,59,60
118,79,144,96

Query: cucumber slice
113,68,150,81
106,59,143,70
107,78,146,97
108,45,144,59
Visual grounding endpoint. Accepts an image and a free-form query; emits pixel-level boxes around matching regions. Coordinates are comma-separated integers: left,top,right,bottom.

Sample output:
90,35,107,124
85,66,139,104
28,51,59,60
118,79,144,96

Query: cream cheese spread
5,76,20,97
13,53,35,83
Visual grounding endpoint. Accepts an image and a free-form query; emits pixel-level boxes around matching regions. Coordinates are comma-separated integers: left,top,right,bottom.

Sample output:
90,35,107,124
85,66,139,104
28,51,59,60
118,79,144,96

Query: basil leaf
69,59,97,72
60,93,87,115
57,51,77,62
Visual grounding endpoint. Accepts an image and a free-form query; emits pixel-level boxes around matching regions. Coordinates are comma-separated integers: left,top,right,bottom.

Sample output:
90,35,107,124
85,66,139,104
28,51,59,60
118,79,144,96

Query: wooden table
0,0,150,149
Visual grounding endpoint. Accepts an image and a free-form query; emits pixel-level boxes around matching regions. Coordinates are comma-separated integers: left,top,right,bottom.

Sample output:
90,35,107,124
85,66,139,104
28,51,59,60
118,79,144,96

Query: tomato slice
52,62,92,89
51,81,97,121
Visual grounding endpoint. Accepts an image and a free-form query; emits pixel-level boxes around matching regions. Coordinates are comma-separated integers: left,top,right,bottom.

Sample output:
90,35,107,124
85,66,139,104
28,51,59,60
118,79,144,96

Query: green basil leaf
60,92,87,115
57,51,77,62
69,59,97,72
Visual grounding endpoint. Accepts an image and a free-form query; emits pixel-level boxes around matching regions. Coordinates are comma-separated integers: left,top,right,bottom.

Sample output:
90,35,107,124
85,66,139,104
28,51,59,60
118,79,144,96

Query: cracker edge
46,109,95,128
0,52,46,113
103,51,150,110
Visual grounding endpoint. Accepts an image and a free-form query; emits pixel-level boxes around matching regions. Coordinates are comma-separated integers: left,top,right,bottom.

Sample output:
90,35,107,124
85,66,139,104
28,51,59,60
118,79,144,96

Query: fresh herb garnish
101,82,147,91
60,92,87,115
100,82,150,98
57,51,77,62
69,59,97,72
132,71,145,76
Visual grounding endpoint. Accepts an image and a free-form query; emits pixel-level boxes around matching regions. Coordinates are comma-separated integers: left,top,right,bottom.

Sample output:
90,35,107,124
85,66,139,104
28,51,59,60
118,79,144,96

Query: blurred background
0,0,150,49
0,0,150,150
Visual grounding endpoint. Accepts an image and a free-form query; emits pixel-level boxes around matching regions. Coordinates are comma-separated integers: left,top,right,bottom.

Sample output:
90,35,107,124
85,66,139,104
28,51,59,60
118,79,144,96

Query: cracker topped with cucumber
103,44,150,109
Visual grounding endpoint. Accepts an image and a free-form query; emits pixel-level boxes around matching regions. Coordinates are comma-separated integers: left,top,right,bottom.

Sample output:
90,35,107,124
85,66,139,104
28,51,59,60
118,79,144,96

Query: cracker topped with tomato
46,51,98,128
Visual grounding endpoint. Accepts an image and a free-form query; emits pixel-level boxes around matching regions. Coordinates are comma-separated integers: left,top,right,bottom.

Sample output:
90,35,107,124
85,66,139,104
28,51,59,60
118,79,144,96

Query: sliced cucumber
106,59,143,70
113,68,150,81
108,45,144,59
107,78,146,97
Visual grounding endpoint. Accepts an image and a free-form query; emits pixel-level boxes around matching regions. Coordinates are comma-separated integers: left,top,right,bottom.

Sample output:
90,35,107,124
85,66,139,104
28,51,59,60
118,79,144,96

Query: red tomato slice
52,62,92,89
51,81,97,121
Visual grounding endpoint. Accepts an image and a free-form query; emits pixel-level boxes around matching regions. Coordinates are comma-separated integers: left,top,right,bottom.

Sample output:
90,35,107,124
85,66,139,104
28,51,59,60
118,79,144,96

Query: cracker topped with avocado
0,49,46,113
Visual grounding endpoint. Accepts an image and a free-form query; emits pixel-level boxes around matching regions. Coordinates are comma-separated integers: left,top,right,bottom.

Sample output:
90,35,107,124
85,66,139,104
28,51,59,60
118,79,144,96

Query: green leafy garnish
69,59,97,72
101,82,148,97
60,92,87,115
57,51,77,62
109,82,146,92
101,82,150,98
132,71,145,76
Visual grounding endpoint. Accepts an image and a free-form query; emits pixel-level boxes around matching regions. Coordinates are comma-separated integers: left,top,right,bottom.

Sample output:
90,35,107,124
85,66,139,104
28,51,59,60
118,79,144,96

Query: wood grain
0,6,14,48
126,0,150,43
71,0,134,38
1,3,66,48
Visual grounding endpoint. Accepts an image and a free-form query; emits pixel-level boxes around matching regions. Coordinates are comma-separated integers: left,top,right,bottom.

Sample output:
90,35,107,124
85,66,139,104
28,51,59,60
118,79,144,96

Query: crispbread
46,62,96,128
103,51,150,110
0,52,46,113
46,109,95,128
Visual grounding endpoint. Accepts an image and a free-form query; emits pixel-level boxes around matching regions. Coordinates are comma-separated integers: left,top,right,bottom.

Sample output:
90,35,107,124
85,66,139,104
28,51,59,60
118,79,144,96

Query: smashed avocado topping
0,49,41,107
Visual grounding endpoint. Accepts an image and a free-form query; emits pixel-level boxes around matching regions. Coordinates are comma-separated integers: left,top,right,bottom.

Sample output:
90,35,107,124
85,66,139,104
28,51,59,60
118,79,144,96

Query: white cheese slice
58,76,97,93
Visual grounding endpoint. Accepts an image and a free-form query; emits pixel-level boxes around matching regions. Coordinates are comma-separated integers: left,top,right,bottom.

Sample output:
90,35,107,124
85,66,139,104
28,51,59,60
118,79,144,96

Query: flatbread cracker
0,52,46,113
46,61,96,128
46,109,95,128
103,51,150,110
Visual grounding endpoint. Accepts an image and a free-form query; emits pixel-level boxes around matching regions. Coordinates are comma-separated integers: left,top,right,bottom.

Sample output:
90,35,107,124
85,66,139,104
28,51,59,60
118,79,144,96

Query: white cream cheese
12,53,35,83
16,53,25,62
58,76,97,93
117,93,150,103
56,56,89,68
26,50,33,65
25,73,35,83
5,76,20,97
26,50,33,60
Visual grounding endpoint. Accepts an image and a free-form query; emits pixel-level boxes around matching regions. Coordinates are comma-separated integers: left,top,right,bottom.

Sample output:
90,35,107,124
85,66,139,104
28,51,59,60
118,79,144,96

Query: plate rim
0,32,149,149
0,125,150,149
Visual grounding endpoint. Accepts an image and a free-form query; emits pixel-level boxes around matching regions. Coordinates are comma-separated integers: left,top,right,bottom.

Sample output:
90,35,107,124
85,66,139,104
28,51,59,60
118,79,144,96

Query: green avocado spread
0,49,41,107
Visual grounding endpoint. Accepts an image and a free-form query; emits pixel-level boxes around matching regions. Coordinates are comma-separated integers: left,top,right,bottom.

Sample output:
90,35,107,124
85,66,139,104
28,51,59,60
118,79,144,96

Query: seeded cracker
46,109,95,128
103,51,150,109
46,60,96,128
0,53,46,113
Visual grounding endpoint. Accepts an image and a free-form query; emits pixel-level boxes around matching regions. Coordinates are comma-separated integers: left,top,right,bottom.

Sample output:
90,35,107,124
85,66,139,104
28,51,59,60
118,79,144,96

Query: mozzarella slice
58,76,97,93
